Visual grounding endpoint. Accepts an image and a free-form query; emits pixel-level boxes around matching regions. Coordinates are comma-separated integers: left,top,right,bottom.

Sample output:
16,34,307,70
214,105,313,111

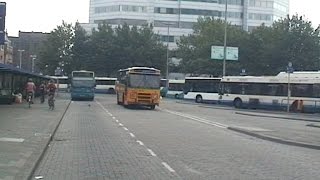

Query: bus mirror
183,89,189,94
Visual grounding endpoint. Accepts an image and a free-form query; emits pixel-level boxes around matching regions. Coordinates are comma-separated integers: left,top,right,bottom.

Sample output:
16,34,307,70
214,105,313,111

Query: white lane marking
108,113,113,116
162,162,176,173
136,140,144,146
163,109,228,129
147,148,157,157
129,133,136,138
112,117,116,120
116,120,119,123
123,127,129,131
0,138,24,143
119,123,124,127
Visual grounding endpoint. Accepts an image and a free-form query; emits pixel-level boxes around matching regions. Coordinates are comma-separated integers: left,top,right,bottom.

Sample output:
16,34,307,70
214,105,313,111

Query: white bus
95,77,117,94
183,77,221,103
167,79,185,99
49,76,69,92
219,71,320,112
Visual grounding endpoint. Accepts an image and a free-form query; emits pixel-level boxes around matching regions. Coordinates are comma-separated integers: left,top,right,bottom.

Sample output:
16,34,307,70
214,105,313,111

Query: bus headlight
129,92,137,99
152,94,158,99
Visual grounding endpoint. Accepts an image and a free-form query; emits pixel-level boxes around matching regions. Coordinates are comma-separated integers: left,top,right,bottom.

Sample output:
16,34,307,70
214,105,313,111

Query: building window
95,5,120,14
122,5,147,13
160,35,175,43
248,13,273,21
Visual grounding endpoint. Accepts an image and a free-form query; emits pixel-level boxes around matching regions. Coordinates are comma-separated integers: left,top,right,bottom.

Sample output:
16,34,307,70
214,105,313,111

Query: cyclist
25,78,36,104
47,79,57,109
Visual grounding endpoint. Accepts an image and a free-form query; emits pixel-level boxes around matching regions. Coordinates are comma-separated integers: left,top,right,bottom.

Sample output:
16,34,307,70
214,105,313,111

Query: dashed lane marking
136,140,144,146
0,137,24,143
129,133,135,138
147,148,157,157
116,120,119,123
119,123,124,127
162,162,176,173
123,127,129,131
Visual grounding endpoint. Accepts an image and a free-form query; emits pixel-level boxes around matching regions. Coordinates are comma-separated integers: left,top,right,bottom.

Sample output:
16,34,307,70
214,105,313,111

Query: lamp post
161,22,175,86
287,62,293,113
223,0,228,77
30,55,37,73
18,49,24,69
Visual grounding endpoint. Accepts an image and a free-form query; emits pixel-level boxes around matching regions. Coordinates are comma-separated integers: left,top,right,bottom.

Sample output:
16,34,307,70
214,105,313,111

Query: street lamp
30,55,37,73
18,49,24,69
161,22,176,84
223,0,228,77
287,62,293,113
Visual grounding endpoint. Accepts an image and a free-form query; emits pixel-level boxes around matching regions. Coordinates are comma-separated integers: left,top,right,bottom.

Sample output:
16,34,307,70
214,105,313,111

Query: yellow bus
115,67,161,109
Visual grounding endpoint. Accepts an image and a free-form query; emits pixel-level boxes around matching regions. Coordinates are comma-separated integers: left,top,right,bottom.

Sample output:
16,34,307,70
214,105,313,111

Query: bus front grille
137,93,151,103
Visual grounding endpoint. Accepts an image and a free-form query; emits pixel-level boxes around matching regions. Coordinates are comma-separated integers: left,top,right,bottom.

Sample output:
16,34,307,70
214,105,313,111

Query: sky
3,0,320,37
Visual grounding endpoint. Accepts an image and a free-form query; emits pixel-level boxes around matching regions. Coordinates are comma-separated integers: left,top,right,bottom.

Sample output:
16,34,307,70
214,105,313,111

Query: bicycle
40,92,45,104
27,92,33,108
48,93,55,110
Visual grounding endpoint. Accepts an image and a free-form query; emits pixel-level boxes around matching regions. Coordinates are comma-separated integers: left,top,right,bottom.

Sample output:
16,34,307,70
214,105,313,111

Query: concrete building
9,31,49,72
0,33,13,65
81,0,289,49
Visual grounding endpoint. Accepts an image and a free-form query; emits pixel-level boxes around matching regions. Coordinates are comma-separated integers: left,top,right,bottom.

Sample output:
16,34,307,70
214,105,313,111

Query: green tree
71,22,90,71
176,17,249,76
38,21,74,75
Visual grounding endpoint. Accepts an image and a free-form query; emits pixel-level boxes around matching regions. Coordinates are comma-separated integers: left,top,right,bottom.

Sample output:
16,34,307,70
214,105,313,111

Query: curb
235,112,320,123
26,100,71,180
306,124,320,128
228,127,320,150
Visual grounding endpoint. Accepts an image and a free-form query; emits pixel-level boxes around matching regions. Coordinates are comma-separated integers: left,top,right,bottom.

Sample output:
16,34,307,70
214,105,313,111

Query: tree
176,15,320,76
71,22,90,71
176,17,249,76
243,15,320,75
38,21,74,75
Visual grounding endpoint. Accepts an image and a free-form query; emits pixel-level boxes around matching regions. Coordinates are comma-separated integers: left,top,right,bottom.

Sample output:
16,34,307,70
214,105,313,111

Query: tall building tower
81,0,289,48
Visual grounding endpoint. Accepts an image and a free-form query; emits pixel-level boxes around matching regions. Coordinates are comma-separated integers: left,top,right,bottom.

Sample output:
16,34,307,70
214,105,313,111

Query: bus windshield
72,80,95,88
129,74,160,89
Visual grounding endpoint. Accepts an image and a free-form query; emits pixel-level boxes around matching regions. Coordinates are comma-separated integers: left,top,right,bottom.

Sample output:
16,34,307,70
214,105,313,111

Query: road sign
55,67,62,76
211,46,239,61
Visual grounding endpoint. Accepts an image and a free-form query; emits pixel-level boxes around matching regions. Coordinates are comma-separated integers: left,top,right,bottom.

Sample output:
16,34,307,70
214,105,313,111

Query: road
34,95,320,180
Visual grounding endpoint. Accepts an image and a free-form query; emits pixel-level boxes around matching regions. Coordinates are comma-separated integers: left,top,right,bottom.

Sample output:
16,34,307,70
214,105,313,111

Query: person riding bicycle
25,78,36,103
47,80,57,109
47,79,56,98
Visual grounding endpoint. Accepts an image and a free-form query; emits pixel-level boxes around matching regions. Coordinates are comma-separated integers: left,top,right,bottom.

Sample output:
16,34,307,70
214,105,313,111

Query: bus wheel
233,98,242,108
150,105,156,110
195,95,203,103
174,94,178,99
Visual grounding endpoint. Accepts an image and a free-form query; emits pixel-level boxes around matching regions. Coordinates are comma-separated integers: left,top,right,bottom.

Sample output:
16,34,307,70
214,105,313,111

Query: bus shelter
0,63,49,104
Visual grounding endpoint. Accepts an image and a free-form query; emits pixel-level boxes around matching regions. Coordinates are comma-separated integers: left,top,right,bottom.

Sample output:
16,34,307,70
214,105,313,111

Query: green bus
70,70,95,101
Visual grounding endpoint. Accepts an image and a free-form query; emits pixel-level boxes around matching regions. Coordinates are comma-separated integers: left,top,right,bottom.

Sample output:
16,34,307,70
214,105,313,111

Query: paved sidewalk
34,101,180,180
0,94,70,180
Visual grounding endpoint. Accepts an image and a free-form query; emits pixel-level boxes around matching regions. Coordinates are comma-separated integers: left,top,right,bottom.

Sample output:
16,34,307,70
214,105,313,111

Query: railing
281,98,320,112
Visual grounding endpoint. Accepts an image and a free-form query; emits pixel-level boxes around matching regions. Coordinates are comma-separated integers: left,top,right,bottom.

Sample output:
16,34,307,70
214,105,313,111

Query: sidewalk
0,94,70,180
228,111,320,150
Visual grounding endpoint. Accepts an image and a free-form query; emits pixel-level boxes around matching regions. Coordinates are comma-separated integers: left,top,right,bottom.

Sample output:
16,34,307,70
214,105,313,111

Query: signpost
211,46,239,61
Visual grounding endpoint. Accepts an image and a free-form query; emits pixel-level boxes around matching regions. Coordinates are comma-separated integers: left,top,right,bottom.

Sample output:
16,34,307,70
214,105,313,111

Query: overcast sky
3,0,320,36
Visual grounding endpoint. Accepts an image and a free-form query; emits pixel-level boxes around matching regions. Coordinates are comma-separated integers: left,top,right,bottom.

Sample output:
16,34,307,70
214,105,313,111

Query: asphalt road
34,95,320,180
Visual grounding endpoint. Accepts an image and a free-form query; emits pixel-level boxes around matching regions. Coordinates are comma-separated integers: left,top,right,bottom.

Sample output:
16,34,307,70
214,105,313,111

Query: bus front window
72,80,95,88
129,74,160,89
